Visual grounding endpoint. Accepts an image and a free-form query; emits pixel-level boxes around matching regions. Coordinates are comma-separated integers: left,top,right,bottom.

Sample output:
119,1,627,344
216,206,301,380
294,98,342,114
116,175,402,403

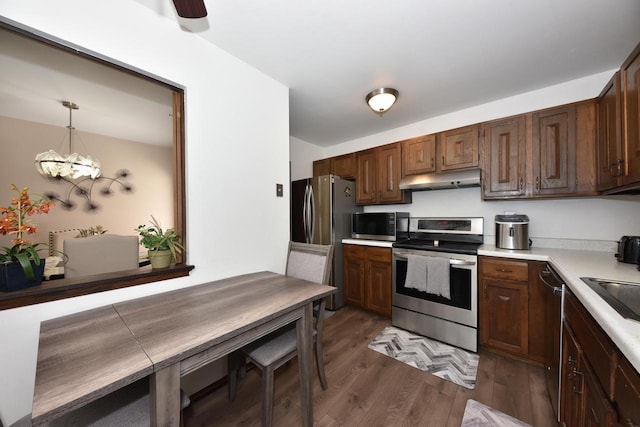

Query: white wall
0,115,174,245
291,71,640,246
0,1,290,425
289,136,324,181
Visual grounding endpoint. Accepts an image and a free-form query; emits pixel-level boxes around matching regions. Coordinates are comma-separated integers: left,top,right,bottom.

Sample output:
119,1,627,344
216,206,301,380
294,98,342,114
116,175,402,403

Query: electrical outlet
276,183,283,197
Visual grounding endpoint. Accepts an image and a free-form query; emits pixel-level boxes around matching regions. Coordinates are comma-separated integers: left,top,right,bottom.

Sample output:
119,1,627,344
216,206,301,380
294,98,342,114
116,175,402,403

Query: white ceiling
2,1,640,148
0,27,174,147
164,0,640,146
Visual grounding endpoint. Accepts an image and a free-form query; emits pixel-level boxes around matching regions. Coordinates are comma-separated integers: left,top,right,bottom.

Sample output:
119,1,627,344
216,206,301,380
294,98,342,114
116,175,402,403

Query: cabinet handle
535,176,540,191
442,156,445,167
571,367,584,394
518,177,524,193
617,159,624,177
495,268,513,273
610,162,618,177
567,355,576,366
431,157,434,168
498,296,510,302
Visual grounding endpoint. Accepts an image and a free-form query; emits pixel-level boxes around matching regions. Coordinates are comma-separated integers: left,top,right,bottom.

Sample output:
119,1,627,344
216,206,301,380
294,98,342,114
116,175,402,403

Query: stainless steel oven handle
394,253,476,266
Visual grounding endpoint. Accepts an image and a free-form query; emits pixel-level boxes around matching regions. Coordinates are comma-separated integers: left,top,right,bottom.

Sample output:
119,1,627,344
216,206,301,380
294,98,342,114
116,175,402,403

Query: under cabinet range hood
399,169,481,191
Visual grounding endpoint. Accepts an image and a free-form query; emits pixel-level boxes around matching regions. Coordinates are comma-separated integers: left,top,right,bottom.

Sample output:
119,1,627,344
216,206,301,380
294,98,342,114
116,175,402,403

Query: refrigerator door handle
303,184,309,243
308,184,315,243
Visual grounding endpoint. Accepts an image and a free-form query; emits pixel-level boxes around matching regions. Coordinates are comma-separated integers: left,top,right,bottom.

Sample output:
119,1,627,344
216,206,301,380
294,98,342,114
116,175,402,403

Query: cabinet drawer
615,354,640,426
564,291,616,399
480,257,528,281
367,246,391,262
344,244,366,259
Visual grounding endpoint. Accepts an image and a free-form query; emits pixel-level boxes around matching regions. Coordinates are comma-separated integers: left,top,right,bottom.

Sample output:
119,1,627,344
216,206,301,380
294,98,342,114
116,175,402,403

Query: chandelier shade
366,88,399,115
34,101,102,180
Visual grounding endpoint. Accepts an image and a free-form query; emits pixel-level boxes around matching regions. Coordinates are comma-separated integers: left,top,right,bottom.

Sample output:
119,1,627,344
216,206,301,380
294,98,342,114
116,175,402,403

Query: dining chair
227,241,334,426
10,378,190,427
63,234,140,278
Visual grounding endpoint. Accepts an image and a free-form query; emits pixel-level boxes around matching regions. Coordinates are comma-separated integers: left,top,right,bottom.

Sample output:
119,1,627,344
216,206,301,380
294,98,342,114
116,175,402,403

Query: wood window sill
0,264,195,310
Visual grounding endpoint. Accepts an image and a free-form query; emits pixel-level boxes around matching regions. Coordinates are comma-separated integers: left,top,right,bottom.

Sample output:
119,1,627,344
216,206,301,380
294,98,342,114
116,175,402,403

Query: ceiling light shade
34,101,102,180
366,88,399,115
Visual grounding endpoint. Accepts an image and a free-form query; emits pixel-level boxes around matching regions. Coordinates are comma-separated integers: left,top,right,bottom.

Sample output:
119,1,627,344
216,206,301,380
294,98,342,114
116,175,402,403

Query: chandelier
34,101,102,179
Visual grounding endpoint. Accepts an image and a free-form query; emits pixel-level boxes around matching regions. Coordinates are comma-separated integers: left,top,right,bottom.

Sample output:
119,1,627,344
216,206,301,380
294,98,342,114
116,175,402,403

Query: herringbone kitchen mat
461,399,532,426
368,326,479,389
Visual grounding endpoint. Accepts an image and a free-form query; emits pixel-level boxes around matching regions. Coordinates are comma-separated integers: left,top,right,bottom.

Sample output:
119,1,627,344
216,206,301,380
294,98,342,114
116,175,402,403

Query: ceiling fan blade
172,0,207,18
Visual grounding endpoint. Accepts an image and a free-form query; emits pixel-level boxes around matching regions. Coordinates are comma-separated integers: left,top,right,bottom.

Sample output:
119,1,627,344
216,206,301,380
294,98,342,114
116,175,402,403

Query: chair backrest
63,234,139,279
285,242,334,285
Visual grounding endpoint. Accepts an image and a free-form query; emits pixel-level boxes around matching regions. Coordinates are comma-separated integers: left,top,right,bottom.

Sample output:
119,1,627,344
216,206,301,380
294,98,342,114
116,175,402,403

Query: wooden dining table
31,271,336,426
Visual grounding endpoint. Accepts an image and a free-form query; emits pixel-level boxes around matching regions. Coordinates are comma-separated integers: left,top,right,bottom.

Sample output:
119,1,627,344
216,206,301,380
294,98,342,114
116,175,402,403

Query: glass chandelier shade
366,88,399,115
34,101,102,180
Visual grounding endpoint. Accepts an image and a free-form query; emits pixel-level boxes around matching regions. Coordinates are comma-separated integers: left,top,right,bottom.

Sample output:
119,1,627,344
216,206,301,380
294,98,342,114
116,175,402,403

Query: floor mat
461,399,532,426
367,326,479,389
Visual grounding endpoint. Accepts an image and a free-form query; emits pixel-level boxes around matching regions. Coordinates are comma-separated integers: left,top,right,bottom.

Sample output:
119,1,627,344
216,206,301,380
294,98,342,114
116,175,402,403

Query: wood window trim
0,21,193,310
0,264,195,310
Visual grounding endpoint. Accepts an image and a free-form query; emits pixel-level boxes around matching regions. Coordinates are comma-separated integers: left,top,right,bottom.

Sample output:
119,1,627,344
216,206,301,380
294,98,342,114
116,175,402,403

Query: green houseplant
0,184,54,291
135,216,184,269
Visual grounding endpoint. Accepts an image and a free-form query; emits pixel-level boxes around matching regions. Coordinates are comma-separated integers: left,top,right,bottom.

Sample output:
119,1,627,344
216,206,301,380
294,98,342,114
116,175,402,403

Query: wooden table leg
150,363,180,427
296,303,313,427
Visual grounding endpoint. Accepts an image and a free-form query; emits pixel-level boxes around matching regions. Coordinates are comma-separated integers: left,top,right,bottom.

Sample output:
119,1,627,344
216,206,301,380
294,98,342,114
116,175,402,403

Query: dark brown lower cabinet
561,323,583,427
561,289,635,427
343,244,392,317
478,257,546,364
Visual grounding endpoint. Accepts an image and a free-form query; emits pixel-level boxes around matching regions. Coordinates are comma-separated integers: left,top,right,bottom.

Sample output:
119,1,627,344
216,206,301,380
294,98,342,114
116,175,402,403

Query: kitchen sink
580,277,640,322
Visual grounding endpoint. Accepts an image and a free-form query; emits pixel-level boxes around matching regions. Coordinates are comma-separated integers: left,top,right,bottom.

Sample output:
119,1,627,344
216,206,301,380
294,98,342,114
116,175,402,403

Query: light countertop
342,239,394,248
344,238,640,372
480,244,640,372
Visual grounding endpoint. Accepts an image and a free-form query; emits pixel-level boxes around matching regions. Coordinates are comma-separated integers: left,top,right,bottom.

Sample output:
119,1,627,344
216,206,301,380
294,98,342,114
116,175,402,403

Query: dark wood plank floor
183,306,557,426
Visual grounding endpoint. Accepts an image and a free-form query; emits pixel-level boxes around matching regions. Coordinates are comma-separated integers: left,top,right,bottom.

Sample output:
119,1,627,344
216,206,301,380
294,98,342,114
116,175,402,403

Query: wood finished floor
183,306,557,427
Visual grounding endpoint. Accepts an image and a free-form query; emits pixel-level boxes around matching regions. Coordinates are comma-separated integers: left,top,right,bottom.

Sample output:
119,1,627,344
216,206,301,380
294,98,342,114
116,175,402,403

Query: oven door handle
394,254,476,266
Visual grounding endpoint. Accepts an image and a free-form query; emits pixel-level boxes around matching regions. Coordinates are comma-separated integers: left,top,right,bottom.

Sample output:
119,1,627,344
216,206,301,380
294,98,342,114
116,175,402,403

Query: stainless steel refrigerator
291,175,362,310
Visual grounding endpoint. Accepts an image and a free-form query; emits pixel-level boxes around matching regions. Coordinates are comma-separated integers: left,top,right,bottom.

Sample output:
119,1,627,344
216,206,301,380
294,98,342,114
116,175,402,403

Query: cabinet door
615,355,640,427
597,73,623,190
480,279,528,355
356,149,377,204
481,115,526,198
402,134,436,175
439,124,479,171
581,357,617,427
313,158,331,177
532,105,577,195
366,260,392,317
561,324,583,427
343,255,366,307
332,153,357,180
377,144,403,203
623,46,640,185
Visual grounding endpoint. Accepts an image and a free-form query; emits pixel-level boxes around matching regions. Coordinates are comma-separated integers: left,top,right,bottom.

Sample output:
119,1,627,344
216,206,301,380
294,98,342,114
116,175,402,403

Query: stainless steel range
392,217,484,352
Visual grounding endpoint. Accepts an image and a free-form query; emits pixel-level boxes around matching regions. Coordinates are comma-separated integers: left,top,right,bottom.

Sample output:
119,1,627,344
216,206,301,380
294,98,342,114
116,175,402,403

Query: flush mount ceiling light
366,87,399,116
35,101,102,180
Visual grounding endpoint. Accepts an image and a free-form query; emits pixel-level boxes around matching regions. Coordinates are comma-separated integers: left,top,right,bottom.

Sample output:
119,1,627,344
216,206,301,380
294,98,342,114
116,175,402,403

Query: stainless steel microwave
351,212,409,241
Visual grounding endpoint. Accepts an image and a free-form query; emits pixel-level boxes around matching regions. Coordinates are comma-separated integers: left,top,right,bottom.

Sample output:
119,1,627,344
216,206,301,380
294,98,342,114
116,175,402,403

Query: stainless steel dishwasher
539,264,565,423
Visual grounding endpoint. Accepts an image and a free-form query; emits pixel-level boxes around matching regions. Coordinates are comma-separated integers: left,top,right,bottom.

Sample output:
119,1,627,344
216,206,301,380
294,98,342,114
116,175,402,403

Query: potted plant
135,216,184,269
0,184,55,291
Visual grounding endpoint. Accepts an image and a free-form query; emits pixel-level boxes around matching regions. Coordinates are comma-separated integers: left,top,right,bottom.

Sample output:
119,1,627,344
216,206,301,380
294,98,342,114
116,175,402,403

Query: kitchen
285,40,640,424
1,1,640,426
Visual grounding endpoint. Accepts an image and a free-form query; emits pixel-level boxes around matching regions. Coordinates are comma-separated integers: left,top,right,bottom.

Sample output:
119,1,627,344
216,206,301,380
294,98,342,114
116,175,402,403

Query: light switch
276,183,283,197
